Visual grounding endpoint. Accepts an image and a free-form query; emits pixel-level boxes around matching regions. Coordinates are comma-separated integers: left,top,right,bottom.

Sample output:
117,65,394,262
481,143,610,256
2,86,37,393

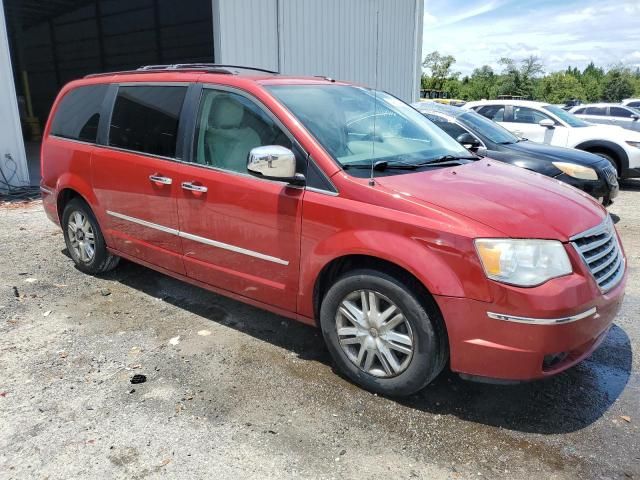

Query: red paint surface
40,71,627,381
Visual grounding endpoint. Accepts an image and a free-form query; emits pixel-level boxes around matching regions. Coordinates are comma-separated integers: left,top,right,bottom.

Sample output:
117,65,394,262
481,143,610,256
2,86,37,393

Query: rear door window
584,106,607,116
108,85,187,158
50,84,108,143
476,105,505,122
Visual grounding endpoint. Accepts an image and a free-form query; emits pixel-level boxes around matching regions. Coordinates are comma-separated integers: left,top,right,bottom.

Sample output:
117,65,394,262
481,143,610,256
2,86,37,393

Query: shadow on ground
96,258,632,436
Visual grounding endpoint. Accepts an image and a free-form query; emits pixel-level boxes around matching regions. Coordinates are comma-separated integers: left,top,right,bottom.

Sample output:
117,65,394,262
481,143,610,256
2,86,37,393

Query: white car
464,100,640,178
569,103,640,133
622,98,640,108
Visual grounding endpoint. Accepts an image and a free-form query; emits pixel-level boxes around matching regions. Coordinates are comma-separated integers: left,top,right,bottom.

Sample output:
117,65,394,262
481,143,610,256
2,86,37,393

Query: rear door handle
181,182,208,193
149,174,172,185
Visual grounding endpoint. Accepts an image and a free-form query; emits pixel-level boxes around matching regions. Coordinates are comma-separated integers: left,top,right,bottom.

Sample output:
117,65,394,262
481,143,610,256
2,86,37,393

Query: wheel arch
313,253,450,354
573,140,629,175
55,173,102,223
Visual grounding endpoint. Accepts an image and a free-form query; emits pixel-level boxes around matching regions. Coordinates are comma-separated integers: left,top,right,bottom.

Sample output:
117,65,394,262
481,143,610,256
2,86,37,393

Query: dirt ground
1,184,639,480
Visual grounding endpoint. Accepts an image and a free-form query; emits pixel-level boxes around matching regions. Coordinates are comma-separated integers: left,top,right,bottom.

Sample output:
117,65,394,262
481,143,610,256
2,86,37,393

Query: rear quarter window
50,84,108,143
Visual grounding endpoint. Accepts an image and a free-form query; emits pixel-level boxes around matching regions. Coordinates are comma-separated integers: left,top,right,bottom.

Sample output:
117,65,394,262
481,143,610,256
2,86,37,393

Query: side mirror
631,114,639,121
539,119,555,129
247,145,305,185
456,132,481,150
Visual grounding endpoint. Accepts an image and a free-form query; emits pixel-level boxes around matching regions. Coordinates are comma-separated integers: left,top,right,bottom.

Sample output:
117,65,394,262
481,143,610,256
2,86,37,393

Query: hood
504,141,607,168
375,160,606,240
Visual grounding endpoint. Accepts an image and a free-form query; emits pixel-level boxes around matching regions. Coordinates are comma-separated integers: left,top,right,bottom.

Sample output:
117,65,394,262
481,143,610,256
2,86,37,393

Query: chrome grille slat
571,217,624,292
596,254,622,284
583,240,616,263
577,231,612,252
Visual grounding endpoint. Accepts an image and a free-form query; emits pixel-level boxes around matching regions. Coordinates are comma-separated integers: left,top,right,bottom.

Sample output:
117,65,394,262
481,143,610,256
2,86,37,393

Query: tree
537,72,585,104
497,55,544,98
602,70,634,101
422,51,459,90
461,65,497,100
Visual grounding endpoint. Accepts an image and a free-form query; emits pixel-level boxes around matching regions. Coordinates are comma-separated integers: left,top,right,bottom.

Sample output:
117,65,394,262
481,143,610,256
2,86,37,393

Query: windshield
543,105,591,127
266,85,470,168
459,111,519,144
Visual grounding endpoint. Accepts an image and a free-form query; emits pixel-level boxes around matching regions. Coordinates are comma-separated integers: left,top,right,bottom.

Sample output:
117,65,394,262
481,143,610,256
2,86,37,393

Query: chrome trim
149,175,173,185
179,231,289,265
570,215,625,292
106,210,179,235
487,307,597,325
40,185,54,195
305,186,339,196
105,210,288,265
49,135,95,147
181,182,208,192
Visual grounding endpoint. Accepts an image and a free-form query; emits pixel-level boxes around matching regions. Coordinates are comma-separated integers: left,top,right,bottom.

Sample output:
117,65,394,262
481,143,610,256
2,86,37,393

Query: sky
422,0,640,76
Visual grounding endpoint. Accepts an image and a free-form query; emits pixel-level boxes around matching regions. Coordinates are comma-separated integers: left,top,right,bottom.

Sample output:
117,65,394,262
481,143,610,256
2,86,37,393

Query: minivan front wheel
62,198,119,274
320,269,446,396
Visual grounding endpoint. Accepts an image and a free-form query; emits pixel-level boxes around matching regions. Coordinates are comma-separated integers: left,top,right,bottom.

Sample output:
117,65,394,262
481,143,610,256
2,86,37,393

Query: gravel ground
1,184,639,480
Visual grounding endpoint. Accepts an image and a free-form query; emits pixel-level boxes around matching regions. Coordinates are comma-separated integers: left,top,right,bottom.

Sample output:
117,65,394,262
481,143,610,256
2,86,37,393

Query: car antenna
369,9,380,187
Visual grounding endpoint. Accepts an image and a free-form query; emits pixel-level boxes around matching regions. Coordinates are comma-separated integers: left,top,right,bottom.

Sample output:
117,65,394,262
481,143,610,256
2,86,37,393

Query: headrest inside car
209,95,244,129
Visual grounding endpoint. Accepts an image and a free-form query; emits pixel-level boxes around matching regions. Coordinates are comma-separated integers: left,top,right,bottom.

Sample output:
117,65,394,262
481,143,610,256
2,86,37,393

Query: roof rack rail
84,63,279,79
138,63,279,74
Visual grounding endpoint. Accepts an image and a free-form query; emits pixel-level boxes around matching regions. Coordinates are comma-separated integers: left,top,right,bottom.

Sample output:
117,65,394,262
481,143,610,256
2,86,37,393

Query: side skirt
108,247,317,327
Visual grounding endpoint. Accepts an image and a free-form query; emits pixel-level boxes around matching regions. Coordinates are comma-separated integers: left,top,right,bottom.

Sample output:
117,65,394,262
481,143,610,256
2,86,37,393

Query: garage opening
3,0,214,186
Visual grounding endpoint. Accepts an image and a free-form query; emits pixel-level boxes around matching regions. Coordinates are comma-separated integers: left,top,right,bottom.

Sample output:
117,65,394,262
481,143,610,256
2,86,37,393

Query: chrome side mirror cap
539,118,555,128
247,146,305,185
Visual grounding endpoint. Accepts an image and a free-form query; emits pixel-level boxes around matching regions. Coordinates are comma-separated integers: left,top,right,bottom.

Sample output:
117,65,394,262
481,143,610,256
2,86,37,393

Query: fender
55,172,113,244
573,140,629,172
297,228,492,319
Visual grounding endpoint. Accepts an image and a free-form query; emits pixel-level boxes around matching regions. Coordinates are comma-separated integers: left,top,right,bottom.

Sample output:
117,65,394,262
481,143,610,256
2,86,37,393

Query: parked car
464,99,640,179
41,65,626,396
569,103,640,133
413,102,618,205
622,98,640,108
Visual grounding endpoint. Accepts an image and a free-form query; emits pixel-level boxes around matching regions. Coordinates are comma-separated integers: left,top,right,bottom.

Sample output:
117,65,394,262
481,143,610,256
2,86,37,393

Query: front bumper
435,267,627,381
555,172,618,206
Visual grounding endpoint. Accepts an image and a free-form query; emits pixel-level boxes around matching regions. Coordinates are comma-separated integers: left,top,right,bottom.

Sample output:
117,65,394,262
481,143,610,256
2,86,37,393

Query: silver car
570,103,640,132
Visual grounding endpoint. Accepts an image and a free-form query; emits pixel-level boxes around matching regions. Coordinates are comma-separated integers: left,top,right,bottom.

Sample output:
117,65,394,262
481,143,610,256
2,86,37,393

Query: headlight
475,239,572,287
626,141,640,149
552,162,598,180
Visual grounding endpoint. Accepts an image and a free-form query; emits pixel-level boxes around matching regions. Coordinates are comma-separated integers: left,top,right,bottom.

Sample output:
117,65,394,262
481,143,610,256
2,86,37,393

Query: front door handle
149,174,172,185
181,182,208,193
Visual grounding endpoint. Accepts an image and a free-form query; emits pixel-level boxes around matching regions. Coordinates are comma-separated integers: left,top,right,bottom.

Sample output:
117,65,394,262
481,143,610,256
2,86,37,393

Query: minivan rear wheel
320,269,446,396
62,198,119,274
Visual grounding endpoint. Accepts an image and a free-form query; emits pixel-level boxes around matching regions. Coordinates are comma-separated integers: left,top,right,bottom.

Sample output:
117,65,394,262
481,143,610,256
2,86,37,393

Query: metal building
0,0,424,191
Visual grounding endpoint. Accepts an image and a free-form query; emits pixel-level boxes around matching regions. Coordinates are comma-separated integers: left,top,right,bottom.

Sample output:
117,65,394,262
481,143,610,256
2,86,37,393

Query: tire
319,268,447,397
591,151,620,178
62,198,120,274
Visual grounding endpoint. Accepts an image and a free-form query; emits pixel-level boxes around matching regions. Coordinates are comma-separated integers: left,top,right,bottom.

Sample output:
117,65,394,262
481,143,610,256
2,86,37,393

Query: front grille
571,217,625,292
602,164,618,187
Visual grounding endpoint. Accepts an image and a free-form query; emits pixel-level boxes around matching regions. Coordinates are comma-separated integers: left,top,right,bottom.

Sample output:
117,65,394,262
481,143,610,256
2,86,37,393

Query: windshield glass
266,85,470,168
543,105,590,127
459,111,518,144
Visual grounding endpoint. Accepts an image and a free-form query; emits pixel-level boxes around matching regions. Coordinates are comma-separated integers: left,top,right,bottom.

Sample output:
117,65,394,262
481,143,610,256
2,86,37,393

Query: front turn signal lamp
552,162,598,180
475,239,572,287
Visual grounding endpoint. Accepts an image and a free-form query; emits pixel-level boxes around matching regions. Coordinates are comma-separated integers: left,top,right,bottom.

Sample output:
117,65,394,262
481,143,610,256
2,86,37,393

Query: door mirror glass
247,146,304,184
631,114,640,121
539,118,555,128
456,132,481,150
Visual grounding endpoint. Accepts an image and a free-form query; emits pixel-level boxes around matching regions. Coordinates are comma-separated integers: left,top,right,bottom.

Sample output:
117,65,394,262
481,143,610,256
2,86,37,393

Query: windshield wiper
420,154,479,165
343,160,416,171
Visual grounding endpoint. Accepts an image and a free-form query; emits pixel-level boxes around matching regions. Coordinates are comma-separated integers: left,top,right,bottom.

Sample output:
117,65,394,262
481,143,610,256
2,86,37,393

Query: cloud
422,0,640,75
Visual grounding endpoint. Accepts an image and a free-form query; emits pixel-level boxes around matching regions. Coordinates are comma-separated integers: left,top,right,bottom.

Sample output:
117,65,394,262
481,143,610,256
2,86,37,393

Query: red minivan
41,64,627,396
